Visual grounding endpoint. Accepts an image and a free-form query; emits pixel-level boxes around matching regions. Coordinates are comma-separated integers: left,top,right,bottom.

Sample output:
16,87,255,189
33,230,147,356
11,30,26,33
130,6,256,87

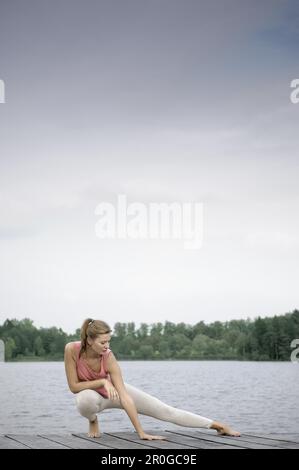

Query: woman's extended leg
101,383,240,436
124,383,214,428
100,383,213,427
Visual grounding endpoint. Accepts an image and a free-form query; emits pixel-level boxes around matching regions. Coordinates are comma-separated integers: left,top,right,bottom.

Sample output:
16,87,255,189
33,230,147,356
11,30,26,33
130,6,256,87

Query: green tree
4,337,16,360
34,336,45,356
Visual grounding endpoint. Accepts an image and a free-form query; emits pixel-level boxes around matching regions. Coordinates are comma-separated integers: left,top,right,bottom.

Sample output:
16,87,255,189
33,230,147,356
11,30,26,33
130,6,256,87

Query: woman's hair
79,318,112,357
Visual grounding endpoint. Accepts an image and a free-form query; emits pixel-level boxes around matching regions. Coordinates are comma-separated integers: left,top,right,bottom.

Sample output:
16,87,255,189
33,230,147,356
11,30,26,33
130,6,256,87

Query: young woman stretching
64,319,241,441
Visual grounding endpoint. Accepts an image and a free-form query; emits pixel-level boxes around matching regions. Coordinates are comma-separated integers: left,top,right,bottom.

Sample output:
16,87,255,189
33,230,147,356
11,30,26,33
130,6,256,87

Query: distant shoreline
3,357,293,363
2,311,298,362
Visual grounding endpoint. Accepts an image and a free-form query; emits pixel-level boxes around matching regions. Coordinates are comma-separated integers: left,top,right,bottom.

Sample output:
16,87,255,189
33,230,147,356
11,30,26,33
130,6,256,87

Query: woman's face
88,333,111,355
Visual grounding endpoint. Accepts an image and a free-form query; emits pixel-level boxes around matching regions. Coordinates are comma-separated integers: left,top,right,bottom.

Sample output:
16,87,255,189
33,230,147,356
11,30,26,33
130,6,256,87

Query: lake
0,361,298,434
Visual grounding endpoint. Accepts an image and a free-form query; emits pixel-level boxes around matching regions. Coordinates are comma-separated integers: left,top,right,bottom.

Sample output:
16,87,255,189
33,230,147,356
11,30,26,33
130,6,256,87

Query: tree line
0,309,298,361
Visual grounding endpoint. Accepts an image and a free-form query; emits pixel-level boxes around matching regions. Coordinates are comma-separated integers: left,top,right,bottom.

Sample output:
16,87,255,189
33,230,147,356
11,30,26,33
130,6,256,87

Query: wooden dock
1,430,299,449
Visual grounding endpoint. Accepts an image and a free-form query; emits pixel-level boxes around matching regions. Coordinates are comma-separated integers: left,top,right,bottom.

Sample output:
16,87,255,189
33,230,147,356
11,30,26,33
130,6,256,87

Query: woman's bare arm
64,343,107,394
107,352,164,440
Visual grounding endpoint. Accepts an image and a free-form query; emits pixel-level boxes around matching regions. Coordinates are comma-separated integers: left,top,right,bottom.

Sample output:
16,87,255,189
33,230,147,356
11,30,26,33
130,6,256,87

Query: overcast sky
0,0,298,334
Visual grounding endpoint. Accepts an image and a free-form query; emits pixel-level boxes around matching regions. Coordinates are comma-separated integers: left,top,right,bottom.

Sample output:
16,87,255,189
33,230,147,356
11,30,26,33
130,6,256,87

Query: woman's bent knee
75,389,101,420
75,389,99,406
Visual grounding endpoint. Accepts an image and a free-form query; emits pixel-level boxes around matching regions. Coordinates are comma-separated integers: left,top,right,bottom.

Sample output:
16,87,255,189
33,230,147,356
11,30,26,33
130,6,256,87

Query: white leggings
75,383,213,429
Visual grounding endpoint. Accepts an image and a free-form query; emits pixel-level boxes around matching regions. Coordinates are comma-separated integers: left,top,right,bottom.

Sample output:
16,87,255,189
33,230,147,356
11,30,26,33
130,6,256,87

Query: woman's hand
103,379,119,401
138,432,166,441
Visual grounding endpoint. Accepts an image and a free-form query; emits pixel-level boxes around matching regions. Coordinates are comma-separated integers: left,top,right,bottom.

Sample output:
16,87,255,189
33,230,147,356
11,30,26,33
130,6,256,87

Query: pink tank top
74,341,112,398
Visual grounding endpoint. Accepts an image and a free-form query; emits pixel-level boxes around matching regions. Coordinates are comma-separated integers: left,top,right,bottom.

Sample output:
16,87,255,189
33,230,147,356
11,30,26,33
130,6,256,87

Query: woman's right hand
103,379,119,401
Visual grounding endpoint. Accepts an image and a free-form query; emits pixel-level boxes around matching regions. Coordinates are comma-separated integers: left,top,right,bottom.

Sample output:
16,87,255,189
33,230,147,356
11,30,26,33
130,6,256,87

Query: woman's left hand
138,432,165,441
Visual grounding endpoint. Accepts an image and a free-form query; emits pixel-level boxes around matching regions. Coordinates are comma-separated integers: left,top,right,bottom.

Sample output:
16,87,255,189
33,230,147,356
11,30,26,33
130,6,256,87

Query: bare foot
217,425,241,437
88,417,101,438
211,421,241,437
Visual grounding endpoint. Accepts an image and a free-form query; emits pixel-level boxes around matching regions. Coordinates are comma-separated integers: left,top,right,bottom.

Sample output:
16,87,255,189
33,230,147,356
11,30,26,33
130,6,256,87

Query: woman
64,318,241,441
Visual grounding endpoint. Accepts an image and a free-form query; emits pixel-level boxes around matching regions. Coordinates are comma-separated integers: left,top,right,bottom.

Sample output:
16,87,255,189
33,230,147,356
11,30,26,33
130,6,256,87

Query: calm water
0,361,298,434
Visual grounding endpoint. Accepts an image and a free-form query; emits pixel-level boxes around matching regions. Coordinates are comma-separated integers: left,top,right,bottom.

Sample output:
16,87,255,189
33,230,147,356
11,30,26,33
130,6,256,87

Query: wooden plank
107,431,197,450
164,430,280,449
245,433,299,445
194,430,299,449
3,432,297,449
0,436,29,449
73,433,152,449
158,431,240,449
39,434,112,449
236,434,299,449
6,434,69,449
